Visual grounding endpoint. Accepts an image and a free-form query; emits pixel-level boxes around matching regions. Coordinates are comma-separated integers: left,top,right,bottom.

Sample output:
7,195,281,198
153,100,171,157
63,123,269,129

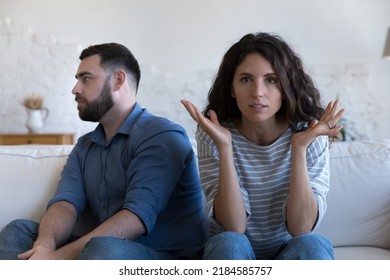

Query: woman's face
232,53,283,125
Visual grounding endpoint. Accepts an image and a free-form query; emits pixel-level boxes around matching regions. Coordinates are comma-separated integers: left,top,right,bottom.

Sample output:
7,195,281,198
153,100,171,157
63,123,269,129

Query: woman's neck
233,116,289,146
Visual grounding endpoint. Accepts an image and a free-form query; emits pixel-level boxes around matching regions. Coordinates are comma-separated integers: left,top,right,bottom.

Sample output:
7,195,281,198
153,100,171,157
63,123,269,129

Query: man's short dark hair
80,43,141,90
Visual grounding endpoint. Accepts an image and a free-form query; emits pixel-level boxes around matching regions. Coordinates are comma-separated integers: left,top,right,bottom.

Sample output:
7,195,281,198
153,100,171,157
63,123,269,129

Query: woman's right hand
181,99,247,232
180,99,232,148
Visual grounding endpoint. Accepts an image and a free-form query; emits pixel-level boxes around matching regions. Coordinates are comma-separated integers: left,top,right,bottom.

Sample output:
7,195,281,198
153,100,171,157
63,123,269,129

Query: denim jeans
202,231,334,260
0,219,38,260
0,219,177,260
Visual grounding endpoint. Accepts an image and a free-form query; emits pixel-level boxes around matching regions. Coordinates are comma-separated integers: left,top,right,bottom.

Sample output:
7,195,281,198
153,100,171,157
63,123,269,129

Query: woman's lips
249,103,267,109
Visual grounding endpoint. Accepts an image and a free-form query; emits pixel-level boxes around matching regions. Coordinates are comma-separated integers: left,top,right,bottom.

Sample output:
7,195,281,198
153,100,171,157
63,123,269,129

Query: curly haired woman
181,32,344,260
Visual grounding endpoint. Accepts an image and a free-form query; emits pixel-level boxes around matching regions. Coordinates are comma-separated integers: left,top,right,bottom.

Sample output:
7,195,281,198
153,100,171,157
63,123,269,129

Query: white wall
0,0,389,143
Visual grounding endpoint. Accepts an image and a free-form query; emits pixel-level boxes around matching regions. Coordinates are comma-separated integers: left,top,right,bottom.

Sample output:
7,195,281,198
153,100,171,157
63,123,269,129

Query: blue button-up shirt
48,103,207,256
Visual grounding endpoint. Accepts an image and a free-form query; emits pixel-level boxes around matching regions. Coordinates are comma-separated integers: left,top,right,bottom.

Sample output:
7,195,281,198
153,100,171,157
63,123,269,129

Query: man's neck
101,103,136,142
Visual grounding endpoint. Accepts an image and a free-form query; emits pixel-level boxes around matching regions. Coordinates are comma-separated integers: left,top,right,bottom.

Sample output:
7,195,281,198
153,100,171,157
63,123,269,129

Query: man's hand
18,245,57,260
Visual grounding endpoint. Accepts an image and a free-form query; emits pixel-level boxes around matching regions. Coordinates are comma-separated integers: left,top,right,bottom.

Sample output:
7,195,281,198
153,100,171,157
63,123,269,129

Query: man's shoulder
134,109,185,135
76,131,94,145
130,110,192,153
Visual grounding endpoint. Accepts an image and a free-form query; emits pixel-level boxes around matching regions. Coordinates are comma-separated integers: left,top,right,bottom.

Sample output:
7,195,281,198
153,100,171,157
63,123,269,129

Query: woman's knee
203,231,255,260
292,233,332,248
210,231,250,247
279,233,334,260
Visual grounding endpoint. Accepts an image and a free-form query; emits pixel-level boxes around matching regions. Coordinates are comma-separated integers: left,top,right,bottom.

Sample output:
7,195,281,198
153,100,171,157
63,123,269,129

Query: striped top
196,121,330,259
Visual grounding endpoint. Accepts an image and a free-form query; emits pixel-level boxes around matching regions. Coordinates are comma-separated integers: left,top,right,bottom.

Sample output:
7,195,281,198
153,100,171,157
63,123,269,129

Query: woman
181,32,344,260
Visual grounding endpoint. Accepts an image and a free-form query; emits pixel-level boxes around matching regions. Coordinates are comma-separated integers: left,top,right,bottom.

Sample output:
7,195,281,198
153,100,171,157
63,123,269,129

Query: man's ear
113,70,126,91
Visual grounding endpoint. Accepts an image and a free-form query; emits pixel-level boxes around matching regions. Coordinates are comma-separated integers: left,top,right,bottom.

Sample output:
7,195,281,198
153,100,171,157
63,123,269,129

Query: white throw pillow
315,140,390,250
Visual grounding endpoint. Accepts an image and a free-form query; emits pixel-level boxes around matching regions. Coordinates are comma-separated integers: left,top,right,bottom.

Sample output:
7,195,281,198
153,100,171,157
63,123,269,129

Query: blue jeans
0,219,178,260
202,231,334,260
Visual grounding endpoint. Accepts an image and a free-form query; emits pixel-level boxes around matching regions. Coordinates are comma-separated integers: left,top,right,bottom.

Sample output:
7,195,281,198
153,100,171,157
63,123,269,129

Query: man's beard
78,80,114,122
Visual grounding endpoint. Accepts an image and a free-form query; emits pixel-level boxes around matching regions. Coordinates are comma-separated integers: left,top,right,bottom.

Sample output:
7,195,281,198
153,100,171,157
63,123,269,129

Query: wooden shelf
0,133,74,145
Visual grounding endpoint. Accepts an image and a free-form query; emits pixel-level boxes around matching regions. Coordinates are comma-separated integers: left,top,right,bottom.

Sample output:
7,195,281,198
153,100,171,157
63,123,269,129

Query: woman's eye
240,76,251,83
266,77,277,84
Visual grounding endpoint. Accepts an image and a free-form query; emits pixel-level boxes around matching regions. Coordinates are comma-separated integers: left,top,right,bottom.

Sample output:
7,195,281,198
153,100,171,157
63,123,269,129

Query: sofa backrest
1,140,390,249
0,145,73,230
315,139,390,249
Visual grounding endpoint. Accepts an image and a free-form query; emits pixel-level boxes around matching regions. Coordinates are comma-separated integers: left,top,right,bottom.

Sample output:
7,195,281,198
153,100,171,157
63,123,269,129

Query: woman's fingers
181,99,202,123
321,100,345,128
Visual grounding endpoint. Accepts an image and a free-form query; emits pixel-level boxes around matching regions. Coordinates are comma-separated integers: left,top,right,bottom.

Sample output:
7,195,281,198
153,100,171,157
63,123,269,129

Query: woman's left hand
292,100,345,149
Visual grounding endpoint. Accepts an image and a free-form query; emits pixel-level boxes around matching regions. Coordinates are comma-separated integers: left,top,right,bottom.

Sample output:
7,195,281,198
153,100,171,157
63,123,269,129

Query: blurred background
0,0,389,145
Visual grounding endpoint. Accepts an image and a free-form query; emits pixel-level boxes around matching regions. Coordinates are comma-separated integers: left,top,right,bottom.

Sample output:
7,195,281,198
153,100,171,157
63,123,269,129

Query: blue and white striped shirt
196,121,330,259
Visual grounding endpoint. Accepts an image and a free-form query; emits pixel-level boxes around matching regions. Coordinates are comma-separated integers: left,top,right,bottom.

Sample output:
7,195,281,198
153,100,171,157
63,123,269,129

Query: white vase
26,108,49,133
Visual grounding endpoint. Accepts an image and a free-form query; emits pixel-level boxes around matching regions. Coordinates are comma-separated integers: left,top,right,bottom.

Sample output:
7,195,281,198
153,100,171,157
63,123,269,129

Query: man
0,43,207,260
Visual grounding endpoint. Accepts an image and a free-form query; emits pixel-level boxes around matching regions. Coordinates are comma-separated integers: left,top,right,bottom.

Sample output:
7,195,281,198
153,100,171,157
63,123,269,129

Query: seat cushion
334,246,390,260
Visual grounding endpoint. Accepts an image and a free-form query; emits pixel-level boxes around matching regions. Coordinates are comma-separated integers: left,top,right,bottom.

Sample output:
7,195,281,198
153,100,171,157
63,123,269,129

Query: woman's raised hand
292,100,345,148
180,99,232,148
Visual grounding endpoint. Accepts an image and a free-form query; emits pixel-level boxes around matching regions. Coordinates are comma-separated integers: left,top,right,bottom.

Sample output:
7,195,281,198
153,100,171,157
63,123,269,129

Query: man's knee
80,236,115,259
80,236,145,260
0,219,39,260
1,219,38,239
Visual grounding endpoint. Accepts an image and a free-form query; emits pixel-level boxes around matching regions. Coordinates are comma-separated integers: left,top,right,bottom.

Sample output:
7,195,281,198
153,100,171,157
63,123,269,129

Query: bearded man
0,43,207,260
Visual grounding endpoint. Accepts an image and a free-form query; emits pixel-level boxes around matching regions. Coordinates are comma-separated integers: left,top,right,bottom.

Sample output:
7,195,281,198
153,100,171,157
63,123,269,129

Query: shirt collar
91,102,144,145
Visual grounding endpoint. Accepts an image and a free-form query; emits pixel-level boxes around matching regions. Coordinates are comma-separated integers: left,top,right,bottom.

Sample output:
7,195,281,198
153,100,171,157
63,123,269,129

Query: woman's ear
231,88,236,98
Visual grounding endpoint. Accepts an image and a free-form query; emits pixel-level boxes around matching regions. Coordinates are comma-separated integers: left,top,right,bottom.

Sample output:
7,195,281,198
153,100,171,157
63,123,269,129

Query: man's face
72,54,114,122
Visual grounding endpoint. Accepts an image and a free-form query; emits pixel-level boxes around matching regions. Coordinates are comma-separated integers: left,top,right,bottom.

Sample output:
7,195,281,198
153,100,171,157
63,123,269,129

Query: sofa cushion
0,145,73,229
315,140,390,250
334,246,390,260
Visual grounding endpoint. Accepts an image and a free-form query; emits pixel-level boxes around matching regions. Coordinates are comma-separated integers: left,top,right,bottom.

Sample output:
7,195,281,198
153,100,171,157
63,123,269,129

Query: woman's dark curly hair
204,32,324,131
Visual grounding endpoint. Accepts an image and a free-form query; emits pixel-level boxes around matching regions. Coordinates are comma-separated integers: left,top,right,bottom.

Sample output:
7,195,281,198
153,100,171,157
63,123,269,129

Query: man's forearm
56,208,147,259
34,201,78,249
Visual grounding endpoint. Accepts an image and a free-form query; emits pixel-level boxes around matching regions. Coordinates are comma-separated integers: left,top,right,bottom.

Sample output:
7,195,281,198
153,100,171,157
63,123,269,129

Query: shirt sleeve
122,123,193,234
196,126,250,233
47,142,87,218
306,135,330,230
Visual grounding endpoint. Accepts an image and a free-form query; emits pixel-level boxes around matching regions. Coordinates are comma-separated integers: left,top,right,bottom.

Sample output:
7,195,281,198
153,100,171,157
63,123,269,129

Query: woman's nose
252,81,265,98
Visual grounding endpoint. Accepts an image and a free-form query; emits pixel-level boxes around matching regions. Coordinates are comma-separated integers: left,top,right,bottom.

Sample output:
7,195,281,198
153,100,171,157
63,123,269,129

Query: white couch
1,140,390,260
315,139,390,259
